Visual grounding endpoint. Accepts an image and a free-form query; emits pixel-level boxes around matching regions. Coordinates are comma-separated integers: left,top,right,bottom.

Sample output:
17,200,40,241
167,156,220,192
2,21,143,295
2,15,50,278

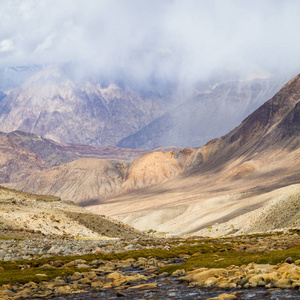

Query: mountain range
0,65,291,149
5,72,300,236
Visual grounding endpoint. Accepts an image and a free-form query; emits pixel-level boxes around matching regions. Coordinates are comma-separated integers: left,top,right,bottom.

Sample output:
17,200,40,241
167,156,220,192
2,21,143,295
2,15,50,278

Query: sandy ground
87,148,300,236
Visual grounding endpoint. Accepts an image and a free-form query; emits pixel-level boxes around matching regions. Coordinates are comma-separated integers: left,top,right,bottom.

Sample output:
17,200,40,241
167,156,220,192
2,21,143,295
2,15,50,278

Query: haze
1,0,300,83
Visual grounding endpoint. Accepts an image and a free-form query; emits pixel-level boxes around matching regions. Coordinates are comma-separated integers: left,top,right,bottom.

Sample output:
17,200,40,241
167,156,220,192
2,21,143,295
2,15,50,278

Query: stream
51,275,300,300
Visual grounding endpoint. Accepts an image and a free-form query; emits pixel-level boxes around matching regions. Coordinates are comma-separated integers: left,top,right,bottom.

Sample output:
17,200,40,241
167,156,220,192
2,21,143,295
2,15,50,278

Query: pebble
0,238,145,261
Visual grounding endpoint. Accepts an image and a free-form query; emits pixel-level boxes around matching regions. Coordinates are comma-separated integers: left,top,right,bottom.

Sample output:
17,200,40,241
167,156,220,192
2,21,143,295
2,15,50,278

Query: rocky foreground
0,230,299,299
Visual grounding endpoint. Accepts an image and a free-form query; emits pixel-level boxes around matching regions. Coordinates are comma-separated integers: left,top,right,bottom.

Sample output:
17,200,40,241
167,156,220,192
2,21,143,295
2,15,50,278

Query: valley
0,72,299,299
1,1,300,299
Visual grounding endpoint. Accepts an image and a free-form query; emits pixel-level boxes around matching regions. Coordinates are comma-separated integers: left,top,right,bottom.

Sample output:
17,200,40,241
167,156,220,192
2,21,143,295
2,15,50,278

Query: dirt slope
0,185,145,239
87,74,300,236
0,134,50,183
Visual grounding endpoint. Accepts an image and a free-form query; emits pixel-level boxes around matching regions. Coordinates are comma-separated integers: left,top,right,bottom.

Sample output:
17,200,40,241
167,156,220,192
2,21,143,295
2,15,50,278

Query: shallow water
51,277,300,300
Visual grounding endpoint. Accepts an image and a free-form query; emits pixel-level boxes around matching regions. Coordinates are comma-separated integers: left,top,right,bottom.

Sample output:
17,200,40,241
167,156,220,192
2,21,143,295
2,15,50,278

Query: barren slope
3,130,150,166
11,150,194,205
0,185,144,239
9,158,124,205
88,74,300,236
0,134,50,183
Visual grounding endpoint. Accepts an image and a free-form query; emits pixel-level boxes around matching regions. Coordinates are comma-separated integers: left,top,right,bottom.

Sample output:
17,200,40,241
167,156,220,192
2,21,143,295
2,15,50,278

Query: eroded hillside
0,186,145,240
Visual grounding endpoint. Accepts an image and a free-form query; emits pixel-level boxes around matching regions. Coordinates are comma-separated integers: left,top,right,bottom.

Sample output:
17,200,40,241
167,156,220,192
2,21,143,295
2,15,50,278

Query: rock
75,259,87,264
54,285,72,294
274,278,292,289
278,263,300,280
127,283,158,290
208,293,238,300
215,281,237,289
35,274,48,278
204,276,220,287
77,264,90,269
47,245,64,255
262,271,280,283
284,257,295,264
0,250,6,258
180,268,225,287
52,260,64,267
248,274,263,287
103,272,127,288
125,274,148,284
171,269,186,277
82,271,97,280
70,272,83,281
52,278,67,287
158,272,169,278
91,280,104,288
77,278,92,286
292,280,300,288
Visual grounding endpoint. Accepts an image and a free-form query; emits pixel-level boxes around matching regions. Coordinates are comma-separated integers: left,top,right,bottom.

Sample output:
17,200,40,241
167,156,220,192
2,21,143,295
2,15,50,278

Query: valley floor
0,230,299,299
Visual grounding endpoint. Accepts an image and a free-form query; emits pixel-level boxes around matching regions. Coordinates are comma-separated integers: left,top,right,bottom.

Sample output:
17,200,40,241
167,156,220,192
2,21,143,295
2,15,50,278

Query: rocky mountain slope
0,65,170,146
0,64,291,150
87,73,300,236
10,158,124,206
118,76,290,149
2,72,299,237
2,130,150,166
0,185,144,239
9,150,192,205
0,134,49,183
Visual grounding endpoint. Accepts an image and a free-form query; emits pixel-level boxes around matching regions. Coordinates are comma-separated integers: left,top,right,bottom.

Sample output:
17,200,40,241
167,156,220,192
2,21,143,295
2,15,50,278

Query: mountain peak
24,65,68,86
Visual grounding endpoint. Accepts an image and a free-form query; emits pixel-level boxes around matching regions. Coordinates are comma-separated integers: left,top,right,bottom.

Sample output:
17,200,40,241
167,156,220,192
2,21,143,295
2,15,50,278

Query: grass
0,241,230,286
159,244,300,274
0,233,299,286
0,237,24,241
0,267,89,285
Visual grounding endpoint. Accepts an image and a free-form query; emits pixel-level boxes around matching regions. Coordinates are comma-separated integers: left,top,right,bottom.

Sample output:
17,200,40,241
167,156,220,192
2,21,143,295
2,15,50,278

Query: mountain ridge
1,72,299,237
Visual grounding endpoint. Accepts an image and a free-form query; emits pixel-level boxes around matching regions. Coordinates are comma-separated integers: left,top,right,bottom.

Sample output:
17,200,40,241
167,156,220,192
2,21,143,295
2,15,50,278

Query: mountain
87,73,300,236
118,76,290,149
9,150,191,205
2,130,150,166
9,158,125,206
0,64,291,150
3,71,299,236
0,65,171,146
0,134,50,184
0,65,42,92
9,75,299,221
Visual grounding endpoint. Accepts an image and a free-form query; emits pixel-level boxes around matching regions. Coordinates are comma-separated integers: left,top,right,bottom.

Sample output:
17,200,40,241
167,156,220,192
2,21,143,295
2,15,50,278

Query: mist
1,0,300,84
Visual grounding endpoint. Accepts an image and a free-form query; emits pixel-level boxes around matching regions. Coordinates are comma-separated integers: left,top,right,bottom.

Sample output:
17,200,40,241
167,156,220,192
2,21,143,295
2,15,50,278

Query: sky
0,0,300,83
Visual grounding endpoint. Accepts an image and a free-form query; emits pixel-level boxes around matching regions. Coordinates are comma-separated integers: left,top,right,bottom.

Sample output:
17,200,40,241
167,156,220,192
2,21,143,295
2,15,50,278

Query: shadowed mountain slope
118,76,289,149
10,158,124,206
1,130,150,166
10,150,193,205
0,134,50,184
88,74,300,236
6,74,300,236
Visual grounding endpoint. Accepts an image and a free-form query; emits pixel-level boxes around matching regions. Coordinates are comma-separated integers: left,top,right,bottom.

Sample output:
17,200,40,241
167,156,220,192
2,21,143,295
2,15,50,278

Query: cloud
0,0,300,82
0,39,14,52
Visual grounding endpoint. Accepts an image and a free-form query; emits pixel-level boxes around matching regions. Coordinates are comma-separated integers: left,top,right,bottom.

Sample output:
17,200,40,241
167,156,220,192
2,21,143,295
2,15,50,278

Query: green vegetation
0,267,89,285
0,237,24,241
0,241,229,285
0,233,299,286
159,244,300,274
